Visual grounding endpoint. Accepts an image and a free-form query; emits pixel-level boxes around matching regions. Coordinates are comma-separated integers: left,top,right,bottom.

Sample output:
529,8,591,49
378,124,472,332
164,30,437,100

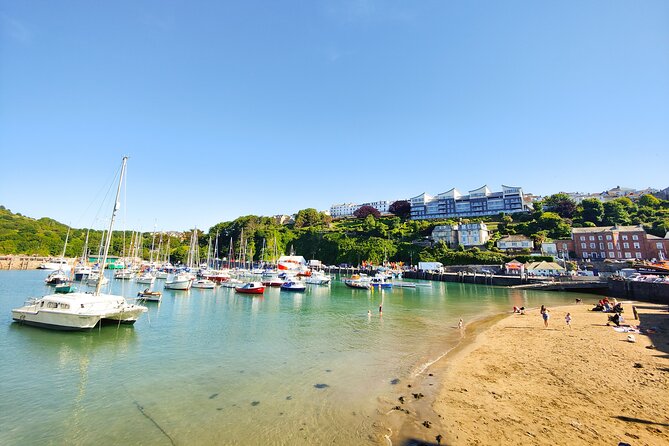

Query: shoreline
375,311,510,445
380,300,669,445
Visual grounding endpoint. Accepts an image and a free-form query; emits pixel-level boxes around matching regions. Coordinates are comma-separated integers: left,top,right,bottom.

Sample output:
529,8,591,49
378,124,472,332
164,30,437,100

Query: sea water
0,270,585,445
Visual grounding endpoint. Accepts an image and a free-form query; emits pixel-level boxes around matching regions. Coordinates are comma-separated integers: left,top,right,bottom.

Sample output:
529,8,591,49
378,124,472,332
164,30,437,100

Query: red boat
235,282,266,294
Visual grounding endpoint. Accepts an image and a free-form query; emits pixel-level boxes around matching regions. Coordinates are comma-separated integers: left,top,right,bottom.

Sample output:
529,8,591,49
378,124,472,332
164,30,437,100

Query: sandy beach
383,300,669,446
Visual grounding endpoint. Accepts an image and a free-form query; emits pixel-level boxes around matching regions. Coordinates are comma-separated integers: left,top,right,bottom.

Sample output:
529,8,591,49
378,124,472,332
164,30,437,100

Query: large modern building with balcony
409,185,528,220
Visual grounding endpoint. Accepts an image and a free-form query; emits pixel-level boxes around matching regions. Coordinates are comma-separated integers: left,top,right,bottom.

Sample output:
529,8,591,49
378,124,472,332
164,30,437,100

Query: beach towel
613,327,640,333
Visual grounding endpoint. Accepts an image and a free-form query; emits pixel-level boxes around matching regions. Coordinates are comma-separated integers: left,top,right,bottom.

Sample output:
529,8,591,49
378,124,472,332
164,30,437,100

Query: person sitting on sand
608,312,624,327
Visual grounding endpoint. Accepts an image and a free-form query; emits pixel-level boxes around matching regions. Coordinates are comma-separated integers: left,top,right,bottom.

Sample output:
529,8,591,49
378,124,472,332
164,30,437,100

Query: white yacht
192,278,216,289
305,271,331,285
12,292,148,330
73,264,92,281
45,270,70,285
37,258,70,270
164,273,193,290
135,272,156,285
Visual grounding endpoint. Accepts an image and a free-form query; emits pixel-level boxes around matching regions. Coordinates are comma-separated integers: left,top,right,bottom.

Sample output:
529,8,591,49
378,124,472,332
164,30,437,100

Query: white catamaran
12,157,148,330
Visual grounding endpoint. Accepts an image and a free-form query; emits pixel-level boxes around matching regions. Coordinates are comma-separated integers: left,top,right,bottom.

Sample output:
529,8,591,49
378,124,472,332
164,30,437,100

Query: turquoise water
0,271,585,445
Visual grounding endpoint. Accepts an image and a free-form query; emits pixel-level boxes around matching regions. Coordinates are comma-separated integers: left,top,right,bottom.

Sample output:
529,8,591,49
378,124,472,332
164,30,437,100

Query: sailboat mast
96,156,128,295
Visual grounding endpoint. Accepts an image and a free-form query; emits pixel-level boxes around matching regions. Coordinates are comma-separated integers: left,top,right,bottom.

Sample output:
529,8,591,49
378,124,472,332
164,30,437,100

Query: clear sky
1,0,668,232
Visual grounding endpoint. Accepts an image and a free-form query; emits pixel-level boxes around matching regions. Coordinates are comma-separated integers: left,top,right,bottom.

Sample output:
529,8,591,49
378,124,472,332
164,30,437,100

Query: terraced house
553,225,669,261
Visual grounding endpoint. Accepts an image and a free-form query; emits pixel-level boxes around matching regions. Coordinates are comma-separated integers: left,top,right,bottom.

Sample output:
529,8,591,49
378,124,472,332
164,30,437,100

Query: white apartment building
329,200,395,218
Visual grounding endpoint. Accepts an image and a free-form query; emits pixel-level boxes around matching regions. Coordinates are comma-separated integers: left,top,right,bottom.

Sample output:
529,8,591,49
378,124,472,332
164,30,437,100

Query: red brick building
553,225,669,261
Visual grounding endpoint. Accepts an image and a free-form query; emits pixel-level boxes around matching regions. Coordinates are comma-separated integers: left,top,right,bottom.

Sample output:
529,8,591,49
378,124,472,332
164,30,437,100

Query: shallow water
0,270,587,445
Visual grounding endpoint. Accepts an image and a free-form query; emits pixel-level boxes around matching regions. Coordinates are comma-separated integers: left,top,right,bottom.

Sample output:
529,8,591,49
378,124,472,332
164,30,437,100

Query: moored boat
234,282,265,294
45,270,70,285
54,282,77,294
164,273,193,290
136,272,156,285
261,277,285,287
280,280,306,292
12,157,148,330
137,289,162,302
192,279,217,289
37,258,70,270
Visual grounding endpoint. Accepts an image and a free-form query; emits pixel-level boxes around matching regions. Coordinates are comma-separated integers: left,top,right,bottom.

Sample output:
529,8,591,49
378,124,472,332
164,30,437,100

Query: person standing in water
458,318,464,329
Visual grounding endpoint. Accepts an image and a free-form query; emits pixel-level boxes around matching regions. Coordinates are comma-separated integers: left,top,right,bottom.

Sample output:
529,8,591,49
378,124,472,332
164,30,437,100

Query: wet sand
380,300,669,446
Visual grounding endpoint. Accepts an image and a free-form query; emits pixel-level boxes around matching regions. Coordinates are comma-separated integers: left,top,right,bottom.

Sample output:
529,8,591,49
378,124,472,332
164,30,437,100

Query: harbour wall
606,279,669,304
0,256,71,270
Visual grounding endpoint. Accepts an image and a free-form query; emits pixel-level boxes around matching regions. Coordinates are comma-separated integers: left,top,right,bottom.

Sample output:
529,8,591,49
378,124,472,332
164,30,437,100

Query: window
635,252,642,259
617,252,622,258
658,242,664,249
600,252,606,258
607,242,613,249
622,235,628,240
609,252,615,258
625,252,632,259
598,235,602,240
599,243,604,249
590,243,596,248
633,242,640,249
581,243,586,248
582,252,589,258
606,235,612,241
580,236,585,241
632,235,639,240
562,243,568,250
623,243,629,249
589,236,595,241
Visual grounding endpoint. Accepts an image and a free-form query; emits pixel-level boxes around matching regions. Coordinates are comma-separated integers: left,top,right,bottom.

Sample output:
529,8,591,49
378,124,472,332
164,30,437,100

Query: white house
497,235,534,251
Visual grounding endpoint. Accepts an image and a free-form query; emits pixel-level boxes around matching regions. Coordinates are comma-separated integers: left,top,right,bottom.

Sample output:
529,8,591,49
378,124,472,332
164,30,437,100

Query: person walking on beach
540,305,550,328
565,312,572,329
458,318,464,330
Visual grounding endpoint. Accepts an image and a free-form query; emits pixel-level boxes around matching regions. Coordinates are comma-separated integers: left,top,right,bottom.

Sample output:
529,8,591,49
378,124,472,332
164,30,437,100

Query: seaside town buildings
432,223,490,248
329,200,395,218
409,185,529,220
563,186,659,204
497,235,535,251
545,225,669,261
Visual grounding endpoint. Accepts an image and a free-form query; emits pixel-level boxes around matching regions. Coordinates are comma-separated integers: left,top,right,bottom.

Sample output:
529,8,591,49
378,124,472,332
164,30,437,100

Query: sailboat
73,227,93,281
12,157,148,330
44,228,72,285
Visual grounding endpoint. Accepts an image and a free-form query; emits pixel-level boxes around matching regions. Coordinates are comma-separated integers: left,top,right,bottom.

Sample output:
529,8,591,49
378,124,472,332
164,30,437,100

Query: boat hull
12,309,101,330
235,287,265,294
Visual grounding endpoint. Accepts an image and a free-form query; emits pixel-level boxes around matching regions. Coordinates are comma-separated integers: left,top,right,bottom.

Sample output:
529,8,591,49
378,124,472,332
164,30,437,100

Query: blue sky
1,0,668,232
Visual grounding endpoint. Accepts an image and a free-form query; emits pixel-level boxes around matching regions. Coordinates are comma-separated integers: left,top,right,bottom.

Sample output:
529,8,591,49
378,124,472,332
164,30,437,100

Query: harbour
0,270,585,445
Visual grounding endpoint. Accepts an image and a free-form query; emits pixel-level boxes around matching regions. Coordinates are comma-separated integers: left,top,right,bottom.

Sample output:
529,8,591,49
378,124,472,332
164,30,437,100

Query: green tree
294,208,322,228
579,198,604,225
603,201,631,226
543,193,577,219
638,194,660,208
